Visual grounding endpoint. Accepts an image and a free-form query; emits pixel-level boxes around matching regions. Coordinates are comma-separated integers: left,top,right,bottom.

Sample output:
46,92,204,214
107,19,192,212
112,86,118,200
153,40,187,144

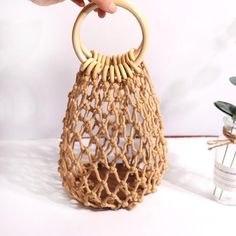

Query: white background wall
1,0,236,140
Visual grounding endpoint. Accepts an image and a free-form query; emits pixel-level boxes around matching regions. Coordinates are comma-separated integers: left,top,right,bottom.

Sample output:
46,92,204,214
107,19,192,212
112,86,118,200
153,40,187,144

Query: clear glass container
213,116,236,205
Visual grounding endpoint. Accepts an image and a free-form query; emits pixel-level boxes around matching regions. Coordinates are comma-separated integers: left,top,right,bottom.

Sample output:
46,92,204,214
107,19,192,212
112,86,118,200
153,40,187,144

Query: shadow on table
0,140,215,208
164,152,214,201
0,140,83,209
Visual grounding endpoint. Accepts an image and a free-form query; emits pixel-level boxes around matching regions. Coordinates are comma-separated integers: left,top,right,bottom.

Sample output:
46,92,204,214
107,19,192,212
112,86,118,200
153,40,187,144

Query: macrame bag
58,0,168,210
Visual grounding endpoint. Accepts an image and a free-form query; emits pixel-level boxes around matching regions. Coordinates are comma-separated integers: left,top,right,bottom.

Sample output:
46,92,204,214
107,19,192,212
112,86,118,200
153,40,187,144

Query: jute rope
58,0,168,210
208,126,236,150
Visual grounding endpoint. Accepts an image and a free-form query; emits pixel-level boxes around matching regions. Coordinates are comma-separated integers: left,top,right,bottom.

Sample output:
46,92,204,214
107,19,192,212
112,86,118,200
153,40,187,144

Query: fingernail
78,2,85,7
108,3,117,13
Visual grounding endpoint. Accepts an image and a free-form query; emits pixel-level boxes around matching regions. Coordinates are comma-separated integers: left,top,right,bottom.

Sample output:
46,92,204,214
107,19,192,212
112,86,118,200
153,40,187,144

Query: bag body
58,0,168,210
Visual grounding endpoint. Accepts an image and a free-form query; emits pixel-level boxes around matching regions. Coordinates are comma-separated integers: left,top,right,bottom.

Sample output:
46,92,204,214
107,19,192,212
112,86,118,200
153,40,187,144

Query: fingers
71,0,85,7
92,0,117,13
93,4,106,18
32,0,117,14
31,0,64,6
97,9,106,18
71,0,116,18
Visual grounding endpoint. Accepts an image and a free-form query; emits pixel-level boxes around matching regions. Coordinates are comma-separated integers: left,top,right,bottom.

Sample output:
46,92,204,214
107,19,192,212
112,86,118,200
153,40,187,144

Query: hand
31,0,117,18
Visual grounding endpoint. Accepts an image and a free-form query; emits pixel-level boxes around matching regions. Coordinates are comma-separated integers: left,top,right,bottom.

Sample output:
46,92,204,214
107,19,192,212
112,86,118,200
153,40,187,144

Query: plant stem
219,188,224,200
221,151,236,200
213,144,229,197
230,151,236,168
218,141,229,200
218,120,236,200
213,186,217,196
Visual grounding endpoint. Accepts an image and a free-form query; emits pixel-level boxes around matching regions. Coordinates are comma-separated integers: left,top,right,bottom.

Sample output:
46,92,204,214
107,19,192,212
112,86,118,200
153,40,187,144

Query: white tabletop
0,138,235,236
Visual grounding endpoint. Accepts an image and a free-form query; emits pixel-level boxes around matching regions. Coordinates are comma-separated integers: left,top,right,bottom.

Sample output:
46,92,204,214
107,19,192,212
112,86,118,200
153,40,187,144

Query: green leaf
214,101,236,119
229,77,236,86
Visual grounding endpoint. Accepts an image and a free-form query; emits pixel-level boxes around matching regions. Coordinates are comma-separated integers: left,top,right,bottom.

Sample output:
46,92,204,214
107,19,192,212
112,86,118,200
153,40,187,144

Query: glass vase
213,116,236,205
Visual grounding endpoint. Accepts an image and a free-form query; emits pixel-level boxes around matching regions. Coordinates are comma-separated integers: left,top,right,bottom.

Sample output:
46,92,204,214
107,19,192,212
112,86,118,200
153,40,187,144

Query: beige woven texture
58,1,167,210
58,49,167,209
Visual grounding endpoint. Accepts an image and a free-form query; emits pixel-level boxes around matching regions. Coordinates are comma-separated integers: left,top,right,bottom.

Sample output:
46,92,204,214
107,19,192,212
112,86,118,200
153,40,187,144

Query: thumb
92,0,117,13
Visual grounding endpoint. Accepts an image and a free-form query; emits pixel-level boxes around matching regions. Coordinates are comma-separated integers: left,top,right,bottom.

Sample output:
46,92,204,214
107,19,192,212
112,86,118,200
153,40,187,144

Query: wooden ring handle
72,0,149,66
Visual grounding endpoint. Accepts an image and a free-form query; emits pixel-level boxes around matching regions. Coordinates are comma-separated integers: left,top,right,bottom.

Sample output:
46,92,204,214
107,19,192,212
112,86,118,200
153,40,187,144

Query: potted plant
208,77,236,205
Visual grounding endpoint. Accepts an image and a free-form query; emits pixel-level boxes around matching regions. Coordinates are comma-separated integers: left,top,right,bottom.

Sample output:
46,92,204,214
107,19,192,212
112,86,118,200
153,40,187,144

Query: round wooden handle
72,0,149,65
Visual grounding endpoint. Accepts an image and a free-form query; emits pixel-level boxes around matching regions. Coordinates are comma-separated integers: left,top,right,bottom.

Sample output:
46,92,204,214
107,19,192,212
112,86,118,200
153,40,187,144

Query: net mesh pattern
59,50,168,210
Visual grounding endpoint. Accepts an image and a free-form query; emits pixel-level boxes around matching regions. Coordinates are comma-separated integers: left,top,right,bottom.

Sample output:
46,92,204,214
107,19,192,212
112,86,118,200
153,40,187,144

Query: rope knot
208,126,236,150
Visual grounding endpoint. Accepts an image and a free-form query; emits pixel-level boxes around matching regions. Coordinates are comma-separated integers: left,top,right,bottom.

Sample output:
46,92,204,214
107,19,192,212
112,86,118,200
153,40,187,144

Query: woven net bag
58,0,168,210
